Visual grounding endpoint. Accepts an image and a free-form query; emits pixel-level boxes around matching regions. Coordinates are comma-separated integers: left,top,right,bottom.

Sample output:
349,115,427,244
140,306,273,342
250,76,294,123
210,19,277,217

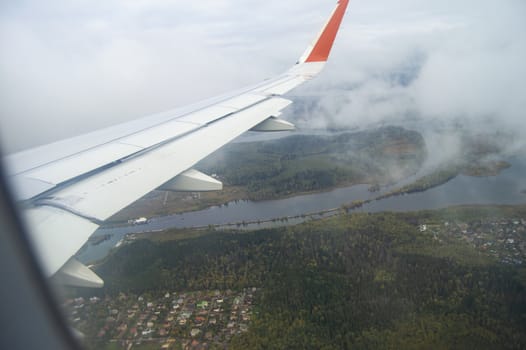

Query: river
77,154,526,264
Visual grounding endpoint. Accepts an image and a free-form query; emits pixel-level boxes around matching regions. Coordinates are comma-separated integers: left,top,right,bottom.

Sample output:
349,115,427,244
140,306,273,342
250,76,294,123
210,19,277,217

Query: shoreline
126,203,526,244
101,160,512,230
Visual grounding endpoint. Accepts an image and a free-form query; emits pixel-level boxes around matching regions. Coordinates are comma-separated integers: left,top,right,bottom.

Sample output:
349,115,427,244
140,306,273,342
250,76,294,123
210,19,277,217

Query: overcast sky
1,0,525,152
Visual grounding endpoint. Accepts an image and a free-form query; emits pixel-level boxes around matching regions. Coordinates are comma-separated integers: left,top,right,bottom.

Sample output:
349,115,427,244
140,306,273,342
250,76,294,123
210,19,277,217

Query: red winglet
304,0,350,63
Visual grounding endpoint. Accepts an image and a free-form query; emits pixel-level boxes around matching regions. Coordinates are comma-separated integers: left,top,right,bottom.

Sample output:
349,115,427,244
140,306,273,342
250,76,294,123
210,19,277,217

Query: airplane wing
2,0,350,287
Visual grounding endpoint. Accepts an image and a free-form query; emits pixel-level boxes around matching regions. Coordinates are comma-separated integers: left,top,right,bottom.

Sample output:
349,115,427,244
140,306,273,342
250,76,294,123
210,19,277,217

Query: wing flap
216,93,268,110
24,143,143,185
114,120,199,149
23,206,99,276
52,258,104,288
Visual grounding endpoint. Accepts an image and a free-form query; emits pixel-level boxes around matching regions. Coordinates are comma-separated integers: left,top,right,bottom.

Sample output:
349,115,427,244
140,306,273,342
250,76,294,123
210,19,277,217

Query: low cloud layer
1,0,525,153
290,0,526,135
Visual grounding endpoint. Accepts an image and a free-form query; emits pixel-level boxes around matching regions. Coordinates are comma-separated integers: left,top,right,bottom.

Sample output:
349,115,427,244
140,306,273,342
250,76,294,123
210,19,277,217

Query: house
132,217,149,225
197,301,208,309
129,327,138,338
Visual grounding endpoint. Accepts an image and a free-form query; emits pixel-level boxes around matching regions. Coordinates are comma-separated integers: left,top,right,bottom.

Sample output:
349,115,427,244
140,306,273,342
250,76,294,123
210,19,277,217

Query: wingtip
301,0,350,63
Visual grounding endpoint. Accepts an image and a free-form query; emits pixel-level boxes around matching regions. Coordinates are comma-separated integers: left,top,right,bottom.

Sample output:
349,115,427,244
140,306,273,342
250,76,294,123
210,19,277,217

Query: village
64,288,257,349
420,217,526,265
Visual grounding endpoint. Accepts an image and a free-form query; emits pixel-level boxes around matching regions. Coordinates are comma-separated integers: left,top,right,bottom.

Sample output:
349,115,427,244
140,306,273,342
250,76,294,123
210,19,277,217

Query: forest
92,207,526,349
197,126,426,200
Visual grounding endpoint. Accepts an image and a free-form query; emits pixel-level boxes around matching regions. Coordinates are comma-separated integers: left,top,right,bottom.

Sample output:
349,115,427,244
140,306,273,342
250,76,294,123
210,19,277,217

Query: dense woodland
93,209,526,349
197,126,426,200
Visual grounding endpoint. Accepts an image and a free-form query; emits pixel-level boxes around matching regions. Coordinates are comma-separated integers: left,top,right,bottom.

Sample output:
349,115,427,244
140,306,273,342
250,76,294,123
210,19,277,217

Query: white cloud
292,0,526,135
1,0,525,152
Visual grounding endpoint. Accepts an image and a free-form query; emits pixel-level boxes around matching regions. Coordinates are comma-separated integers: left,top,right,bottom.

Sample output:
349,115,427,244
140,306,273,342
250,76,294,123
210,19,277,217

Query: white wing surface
3,0,350,285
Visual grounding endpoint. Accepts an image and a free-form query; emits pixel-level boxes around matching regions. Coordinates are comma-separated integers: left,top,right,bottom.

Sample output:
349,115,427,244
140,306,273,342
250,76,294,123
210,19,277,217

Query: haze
1,0,525,153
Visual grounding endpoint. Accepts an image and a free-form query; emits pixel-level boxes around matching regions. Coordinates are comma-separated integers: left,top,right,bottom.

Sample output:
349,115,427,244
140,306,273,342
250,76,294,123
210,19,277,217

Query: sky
1,0,525,153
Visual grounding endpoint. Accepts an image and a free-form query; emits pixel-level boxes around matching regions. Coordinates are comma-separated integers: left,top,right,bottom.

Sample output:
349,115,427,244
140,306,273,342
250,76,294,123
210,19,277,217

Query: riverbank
129,203,526,243
108,158,512,227
374,159,512,201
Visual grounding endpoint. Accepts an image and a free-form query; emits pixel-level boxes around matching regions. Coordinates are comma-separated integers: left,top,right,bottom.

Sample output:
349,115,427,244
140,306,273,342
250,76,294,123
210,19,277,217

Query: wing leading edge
4,0,350,284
